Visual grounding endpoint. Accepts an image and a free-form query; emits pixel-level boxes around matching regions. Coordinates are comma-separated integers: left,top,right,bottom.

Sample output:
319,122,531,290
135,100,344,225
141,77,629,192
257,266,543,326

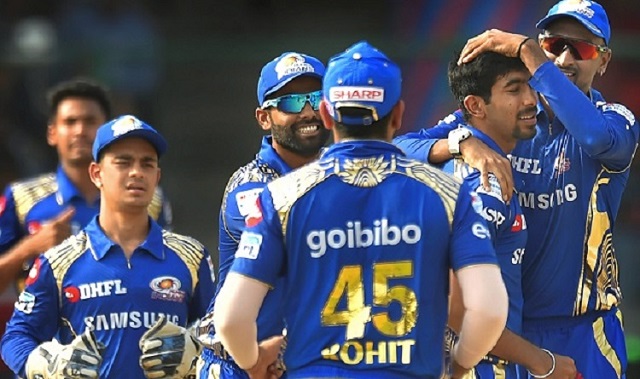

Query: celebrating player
196,51,329,379
395,1,637,377
213,41,508,379
1,115,214,379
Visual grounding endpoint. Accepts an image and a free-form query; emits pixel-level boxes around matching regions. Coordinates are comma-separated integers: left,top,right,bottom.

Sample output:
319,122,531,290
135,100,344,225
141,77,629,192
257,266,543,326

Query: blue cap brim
94,129,167,160
261,71,323,103
536,14,607,41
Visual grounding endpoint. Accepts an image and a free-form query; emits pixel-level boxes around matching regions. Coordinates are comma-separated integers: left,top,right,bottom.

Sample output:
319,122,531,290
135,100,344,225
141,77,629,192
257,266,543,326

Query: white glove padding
139,315,202,379
25,328,104,379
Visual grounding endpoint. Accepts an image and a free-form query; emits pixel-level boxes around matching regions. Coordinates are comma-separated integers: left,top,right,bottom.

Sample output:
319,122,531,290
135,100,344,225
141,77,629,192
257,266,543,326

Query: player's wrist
527,348,556,378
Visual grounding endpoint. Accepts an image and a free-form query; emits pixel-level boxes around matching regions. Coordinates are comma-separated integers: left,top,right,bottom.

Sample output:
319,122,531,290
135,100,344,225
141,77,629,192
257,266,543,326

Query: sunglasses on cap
539,35,609,61
261,90,322,113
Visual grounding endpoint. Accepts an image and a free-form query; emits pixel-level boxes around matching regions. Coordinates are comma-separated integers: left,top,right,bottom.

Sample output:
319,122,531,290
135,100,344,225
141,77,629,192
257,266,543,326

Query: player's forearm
489,328,553,374
429,139,454,164
454,264,508,369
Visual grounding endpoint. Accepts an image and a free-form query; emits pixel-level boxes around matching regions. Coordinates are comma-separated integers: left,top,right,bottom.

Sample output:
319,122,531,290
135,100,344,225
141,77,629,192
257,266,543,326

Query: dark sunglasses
539,35,609,61
261,90,322,113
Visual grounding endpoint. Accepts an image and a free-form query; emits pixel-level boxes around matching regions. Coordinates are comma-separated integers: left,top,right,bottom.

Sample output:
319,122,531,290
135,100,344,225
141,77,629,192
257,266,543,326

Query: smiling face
89,137,160,213
540,17,611,94
256,76,330,158
483,69,539,146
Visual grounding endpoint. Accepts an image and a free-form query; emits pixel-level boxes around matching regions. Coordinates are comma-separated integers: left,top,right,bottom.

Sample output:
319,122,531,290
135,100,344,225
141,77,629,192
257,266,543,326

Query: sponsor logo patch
16,291,36,314
63,279,127,302
236,232,263,260
150,276,185,303
112,115,142,136
329,86,385,103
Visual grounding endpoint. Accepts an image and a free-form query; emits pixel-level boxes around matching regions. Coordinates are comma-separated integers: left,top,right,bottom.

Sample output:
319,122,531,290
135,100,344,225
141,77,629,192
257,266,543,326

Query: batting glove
25,328,104,379
139,315,202,379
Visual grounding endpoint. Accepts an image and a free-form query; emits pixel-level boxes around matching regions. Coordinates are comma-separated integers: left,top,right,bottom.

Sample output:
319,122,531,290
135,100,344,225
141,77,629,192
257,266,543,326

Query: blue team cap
92,115,167,161
536,0,610,45
257,52,325,105
323,40,402,126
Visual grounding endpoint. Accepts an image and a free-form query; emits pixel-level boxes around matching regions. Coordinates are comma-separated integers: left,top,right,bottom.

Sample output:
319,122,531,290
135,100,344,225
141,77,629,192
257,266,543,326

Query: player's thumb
54,207,76,224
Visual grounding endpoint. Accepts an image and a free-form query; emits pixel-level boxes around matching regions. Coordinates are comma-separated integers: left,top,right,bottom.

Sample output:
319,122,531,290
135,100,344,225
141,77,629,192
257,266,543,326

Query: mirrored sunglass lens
542,37,598,60
277,92,322,113
277,96,306,113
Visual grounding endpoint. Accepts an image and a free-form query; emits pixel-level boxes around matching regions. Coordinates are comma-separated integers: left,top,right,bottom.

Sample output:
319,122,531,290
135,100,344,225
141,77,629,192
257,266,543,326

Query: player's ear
463,95,486,119
319,100,335,131
89,161,103,189
46,123,57,147
255,107,271,131
389,100,405,133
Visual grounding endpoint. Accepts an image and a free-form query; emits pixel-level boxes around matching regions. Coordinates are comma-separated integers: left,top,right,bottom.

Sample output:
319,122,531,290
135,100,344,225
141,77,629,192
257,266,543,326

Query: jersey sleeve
530,61,639,170
394,110,464,162
0,186,24,254
449,181,499,271
189,248,216,323
229,189,285,288
0,255,61,377
218,183,267,289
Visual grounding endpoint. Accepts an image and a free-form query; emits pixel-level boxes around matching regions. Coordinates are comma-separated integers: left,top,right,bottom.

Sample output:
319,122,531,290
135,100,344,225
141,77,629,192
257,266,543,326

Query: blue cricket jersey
0,166,172,291
395,61,639,321
0,216,214,379
442,127,527,336
231,140,498,379
204,136,289,344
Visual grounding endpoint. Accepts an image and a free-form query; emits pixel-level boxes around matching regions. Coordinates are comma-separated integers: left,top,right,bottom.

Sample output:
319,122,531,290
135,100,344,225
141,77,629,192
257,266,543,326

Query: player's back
264,141,492,378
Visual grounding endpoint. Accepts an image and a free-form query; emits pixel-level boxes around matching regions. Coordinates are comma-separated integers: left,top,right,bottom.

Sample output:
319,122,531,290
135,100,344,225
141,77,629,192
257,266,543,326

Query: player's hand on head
25,328,104,379
458,29,529,64
139,314,202,379
26,207,76,257
459,137,514,202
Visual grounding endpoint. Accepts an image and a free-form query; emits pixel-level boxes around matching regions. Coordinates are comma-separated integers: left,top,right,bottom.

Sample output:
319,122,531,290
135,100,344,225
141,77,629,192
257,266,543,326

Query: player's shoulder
397,156,462,191
9,172,57,198
267,159,332,206
44,231,90,266
162,230,206,260
225,158,281,194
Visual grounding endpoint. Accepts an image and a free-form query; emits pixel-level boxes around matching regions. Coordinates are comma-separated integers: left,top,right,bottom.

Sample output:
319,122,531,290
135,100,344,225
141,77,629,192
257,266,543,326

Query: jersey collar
256,136,293,175
85,215,165,260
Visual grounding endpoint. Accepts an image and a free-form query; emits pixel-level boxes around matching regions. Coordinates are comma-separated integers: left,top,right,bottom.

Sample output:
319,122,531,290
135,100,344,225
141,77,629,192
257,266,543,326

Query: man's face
92,138,160,212
540,18,610,94
485,69,538,146
261,76,330,157
48,97,107,168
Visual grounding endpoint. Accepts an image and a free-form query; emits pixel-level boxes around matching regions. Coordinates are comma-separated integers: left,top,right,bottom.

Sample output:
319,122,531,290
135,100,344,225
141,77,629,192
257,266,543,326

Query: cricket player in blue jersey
1,115,215,379
395,1,638,377
442,51,577,379
213,40,508,379
0,79,171,294
196,52,329,379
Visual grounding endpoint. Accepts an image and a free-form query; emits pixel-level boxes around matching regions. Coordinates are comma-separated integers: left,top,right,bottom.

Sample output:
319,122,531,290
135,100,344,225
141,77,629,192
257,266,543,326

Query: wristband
517,37,532,59
528,348,556,378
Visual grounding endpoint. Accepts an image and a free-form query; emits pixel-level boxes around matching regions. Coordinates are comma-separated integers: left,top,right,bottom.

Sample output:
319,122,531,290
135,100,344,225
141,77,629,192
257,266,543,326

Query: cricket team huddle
0,1,637,378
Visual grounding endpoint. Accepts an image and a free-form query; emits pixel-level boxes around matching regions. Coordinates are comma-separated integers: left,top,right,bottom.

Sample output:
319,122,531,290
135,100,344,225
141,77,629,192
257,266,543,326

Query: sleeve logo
236,232,263,260
15,291,36,314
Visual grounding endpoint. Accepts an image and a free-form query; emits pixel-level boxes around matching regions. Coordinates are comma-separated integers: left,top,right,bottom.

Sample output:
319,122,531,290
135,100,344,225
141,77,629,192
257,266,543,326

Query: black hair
448,51,527,120
46,78,112,122
332,107,392,139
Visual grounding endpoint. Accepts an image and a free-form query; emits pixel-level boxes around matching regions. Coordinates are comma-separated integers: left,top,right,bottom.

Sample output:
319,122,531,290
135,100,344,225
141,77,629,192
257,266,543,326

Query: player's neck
98,209,150,258
60,161,100,203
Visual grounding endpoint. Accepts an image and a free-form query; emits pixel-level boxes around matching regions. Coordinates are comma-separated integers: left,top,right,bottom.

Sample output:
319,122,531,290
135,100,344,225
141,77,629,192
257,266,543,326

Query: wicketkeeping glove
25,328,104,379
139,315,202,379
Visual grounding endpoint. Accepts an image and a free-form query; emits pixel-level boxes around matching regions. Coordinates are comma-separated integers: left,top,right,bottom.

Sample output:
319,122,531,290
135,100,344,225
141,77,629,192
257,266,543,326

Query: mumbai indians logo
274,53,315,79
557,0,595,19
112,115,143,137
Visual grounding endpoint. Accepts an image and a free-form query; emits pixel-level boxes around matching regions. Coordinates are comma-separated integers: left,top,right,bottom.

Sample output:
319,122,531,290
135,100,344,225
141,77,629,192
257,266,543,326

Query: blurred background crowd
0,0,638,376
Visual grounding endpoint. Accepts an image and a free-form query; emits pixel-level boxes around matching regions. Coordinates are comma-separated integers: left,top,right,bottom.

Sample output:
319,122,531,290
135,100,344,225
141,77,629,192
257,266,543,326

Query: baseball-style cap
536,0,610,45
323,40,402,126
257,52,325,105
92,115,167,161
